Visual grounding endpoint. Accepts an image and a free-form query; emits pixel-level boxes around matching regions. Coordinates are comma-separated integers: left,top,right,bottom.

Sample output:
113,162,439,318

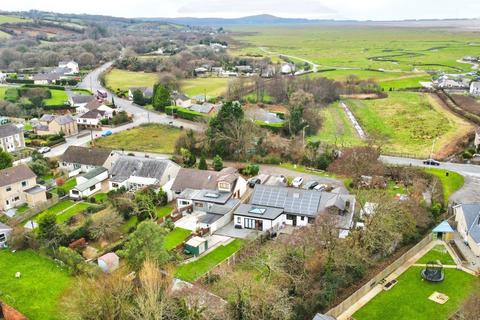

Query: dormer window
218,182,230,190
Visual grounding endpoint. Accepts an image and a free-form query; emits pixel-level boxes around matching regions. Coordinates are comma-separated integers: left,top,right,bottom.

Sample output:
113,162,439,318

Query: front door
255,220,263,231
292,216,297,226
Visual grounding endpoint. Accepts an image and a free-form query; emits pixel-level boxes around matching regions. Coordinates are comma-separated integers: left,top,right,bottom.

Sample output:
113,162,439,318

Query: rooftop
458,204,480,243
172,167,239,193
109,156,175,183
0,124,22,138
61,146,113,167
0,165,36,187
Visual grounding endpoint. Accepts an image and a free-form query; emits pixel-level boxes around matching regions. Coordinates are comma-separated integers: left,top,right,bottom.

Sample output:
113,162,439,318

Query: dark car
248,177,261,188
423,159,440,166
303,181,319,190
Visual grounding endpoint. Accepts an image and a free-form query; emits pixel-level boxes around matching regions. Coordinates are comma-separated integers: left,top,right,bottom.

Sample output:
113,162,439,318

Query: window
195,202,204,208
0,233,5,243
286,214,294,220
72,190,79,195
112,183,119,188
218,182,230,190
89,185,96,191
5,200,9,205
237,216,241,224
14,196,19,201
6,186,11,192
22,181,27,187
180,200,190,206
300,216,305,221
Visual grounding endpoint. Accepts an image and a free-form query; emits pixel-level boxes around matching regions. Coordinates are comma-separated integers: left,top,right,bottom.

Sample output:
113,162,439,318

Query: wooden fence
8,194,59,227
326,233,433,318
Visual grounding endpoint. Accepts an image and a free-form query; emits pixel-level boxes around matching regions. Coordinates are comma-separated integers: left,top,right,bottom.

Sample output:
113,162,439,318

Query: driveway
450,175,480,204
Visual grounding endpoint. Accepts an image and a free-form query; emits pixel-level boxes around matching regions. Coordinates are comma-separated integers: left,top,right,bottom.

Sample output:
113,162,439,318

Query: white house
69,95,96,109
0,222,12,247
454,203,480,257
58,60,79,75
77,108,113,130
109,156,181,191
281,63,296,74
0,72,7,83
60,146,118,175
172,93,192,108
70,167,109,199
0,124,25,153
33,73,60,85
128,87,153,101
470,81,480,96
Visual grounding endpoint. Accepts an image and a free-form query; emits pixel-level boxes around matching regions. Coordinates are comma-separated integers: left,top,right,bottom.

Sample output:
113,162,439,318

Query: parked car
292,177,304,188
37,146,51,154
248,177,261,188
304,181,319,190
314,184,328,191
96,89,108,99
423,159,440,166
101,130,113,137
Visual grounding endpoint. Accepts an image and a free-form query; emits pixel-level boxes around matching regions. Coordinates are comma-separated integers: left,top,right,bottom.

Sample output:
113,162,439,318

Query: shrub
242,163,260,176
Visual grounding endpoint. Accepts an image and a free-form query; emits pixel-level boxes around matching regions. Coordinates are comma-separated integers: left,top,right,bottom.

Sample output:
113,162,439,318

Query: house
69,167,109,199
128,87,153,101
185,236,208,256
0,222,12,246
172,93,192,108
233,184,355,234
69,94,96,109
59,146,117,174
235,65,253,74
246,108,283,124
436,76,470,89
109,156,181,191
58,60,79,75
470,81,480,96
454,203,480,256
191,95,207,104
0,124,25,153
194,67,209,75
35,114,78,137
172,167,247,198
98,252,119,273
261,66,275,78
32,73,60,85
0,72,7,83
211,67,224,76
77,109,107,130
188,103,218,115
75,100,115,117
0,165,47,211
281,63,296,74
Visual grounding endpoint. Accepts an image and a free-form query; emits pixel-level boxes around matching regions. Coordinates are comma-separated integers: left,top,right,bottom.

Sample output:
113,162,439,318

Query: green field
0,250,71,320
353,267,477,320
0,15,30,24
156,205,173,218
34,200,91,224
230,26,480,74
94,124,182,154
416,245,456,265
44,89,69,106
104,68,159,91
179,77,229,98
424,168,465,203
163,228,191,251
175,239,244,282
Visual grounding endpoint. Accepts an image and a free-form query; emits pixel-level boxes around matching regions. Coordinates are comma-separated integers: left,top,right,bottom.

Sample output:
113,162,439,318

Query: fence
8,194,60,227
326,233,433,318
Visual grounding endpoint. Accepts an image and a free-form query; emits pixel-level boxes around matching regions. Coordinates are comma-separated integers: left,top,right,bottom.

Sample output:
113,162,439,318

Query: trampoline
421,261,444,282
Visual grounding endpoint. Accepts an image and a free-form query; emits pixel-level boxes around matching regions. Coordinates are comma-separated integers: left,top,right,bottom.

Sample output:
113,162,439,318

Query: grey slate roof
40,114,56,122
55,115,75,125
190,189,233,205
235,203,284,220
246,108,283,124
83,167,107,180
189,103,216,114
80,109,104,119
0,124,22,138
173,93,190,101
109,156,171,183
71,95,95,105
171,167,239,193
83,99,103,111
0,165,36,187
33,73,60,81
61,146,113,167
460,204,480,243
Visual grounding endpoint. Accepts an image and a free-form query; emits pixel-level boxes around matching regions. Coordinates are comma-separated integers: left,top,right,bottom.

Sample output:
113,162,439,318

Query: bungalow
194,67,209,75
76,100,115,117
172,93,192,108
235,65,253,74
128,87,153,101
59,146,117,174
454,203,480,256
109,156,181,191
35,114,78,137
58,60,79,75
69,95,96,109
0,124,25,153
233,184,355,234
33,73,60,85
77,109,108,130
70,167,108,199
191,95,207,104
188,103,218,115
281,63,296,75
0,222,12,247
0,165,47,211
470,81,480,96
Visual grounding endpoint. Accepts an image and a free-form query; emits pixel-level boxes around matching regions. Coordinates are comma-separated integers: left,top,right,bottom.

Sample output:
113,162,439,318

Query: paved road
39,62,205,158
380,156,480,177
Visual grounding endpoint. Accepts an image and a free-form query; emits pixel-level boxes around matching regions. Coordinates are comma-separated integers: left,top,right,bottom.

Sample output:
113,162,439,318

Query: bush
463,150,473,159
165,106,205,121
23,84,66,91
57,188,66,197
242,163,260,176
6,78,34,84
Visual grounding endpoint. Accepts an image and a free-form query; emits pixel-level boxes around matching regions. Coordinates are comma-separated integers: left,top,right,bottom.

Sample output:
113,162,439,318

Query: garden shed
98,252,119,273
185,237,208,256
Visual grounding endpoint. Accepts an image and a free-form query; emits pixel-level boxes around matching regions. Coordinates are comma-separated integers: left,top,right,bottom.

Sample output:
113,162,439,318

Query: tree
88,209,123,240
0,150,13,170
118,221,171,270
181,148,197,168
152,83,171,112
284,105,305,137
29,159,49,176
328,146,385,183
37,212,64,249
213,155,223,171
243,164,259,176
132,89,145,106
198,155,208,170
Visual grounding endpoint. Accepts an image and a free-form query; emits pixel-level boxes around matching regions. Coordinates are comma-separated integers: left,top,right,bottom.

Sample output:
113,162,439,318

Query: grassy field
0,250,71,320
0,87,6,99
56,202,91,223
424,168,465,203
34,200,92,224
51,177,77,194
179,77,229,98
164,228,191,251
94,124,182,154
416,245,456,265
104,69,158,91
230,26,480,74
175,239,244,282
353,267,477,320
0,15,30,24
156,204,173,218
43,89,69,106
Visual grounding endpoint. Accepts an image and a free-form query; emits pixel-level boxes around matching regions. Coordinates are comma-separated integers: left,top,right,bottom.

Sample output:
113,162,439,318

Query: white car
292,177,304,188
314,184,328,191
38,147,51,154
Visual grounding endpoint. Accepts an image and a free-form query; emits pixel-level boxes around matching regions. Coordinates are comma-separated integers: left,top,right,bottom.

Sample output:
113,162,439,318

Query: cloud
177,0,337,18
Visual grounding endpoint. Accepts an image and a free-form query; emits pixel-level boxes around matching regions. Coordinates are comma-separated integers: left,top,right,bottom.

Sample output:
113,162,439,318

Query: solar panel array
251,185,321,216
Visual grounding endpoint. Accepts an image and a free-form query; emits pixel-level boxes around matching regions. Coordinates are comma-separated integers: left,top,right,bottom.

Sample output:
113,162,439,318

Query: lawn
34,200,91,224
156,204,173,218
175,239,244,282
0,249,71,320
179,77,230,98
121,216,138,234
0,15,30,24
56,202,91,223
36,200,75,218
92,192,108,203
43,89,69,106
104,68,158,91
424,168,465,203
353,267,477,320
346,92,470,157
51,177,77,194
163,228,191,251
416,245,456,265
94,124,182,154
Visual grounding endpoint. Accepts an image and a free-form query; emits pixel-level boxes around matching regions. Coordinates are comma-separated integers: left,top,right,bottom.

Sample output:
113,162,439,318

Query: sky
2,0,480,21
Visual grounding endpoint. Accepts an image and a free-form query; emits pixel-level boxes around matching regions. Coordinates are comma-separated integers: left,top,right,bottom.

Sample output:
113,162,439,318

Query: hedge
23,84,66,91
165,106,206,121
255,120,284,133
6,78,34,84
